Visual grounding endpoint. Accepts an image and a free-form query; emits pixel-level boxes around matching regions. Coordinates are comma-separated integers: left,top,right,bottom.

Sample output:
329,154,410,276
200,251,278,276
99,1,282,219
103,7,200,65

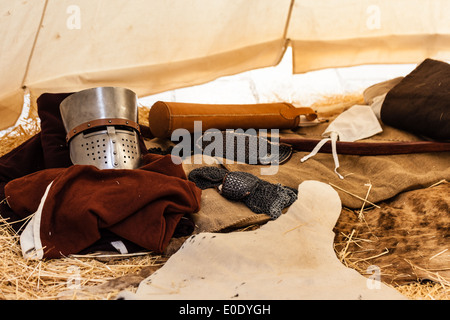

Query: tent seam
21,0,49,90
275,0,295,66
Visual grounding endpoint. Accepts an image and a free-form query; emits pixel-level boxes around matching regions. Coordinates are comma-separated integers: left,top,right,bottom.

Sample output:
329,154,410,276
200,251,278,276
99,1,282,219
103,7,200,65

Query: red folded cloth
4,153,201,259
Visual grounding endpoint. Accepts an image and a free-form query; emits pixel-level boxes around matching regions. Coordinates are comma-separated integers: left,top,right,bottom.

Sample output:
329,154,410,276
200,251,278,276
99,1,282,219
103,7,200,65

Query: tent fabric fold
1,0,450,130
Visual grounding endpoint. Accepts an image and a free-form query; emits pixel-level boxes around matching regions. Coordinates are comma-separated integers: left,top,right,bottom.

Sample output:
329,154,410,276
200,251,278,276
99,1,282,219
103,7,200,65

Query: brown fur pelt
334,181,449,286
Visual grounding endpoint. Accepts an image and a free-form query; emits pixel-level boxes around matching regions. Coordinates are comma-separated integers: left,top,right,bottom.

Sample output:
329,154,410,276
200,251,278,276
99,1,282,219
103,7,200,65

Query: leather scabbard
148,101,317,138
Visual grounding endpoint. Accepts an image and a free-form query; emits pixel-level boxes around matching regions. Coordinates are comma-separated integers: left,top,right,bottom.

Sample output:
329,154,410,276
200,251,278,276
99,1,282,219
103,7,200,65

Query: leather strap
66,118,140,142
280,138,450,155
280,106,317,121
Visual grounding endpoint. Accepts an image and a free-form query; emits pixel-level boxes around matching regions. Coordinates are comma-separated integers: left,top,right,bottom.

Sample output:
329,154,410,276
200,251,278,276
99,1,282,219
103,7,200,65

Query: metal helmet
60,87,142,170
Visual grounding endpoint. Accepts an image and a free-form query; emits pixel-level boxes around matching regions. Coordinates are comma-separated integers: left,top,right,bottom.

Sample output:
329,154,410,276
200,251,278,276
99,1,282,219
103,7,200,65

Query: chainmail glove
188,167,297,219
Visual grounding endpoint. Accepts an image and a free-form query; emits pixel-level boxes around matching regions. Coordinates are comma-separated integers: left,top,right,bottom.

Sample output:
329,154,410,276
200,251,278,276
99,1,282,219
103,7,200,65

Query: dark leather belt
280,138,450,155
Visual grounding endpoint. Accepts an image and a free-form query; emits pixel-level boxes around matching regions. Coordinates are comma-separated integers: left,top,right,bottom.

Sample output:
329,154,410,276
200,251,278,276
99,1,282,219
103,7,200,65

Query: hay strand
329,182,380,208
0,214,165,300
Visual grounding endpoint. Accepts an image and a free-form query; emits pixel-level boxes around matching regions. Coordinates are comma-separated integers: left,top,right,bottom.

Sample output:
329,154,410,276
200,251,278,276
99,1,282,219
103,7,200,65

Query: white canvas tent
1,0,450,130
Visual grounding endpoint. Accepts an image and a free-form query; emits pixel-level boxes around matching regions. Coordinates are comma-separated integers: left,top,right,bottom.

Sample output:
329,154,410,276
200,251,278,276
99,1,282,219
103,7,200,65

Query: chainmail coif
188,167,297,219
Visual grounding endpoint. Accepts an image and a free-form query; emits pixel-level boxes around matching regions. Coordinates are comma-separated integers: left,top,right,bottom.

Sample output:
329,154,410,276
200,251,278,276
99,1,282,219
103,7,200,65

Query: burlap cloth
145,120,450,235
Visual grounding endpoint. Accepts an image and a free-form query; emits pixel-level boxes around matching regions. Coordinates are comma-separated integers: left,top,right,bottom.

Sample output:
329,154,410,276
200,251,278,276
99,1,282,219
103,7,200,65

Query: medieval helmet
60,87,142,170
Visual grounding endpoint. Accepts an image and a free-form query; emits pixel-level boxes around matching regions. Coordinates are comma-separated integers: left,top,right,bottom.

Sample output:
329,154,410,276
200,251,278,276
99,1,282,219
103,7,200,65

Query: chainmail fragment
188,167,297,219
243,180,297,219
188,166,229,190
220,171,259,200
147,131,293,165
195,131,293,165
